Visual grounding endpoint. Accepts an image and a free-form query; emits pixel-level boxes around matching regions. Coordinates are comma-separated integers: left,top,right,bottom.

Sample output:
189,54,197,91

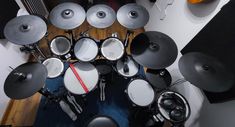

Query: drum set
3,2,195,127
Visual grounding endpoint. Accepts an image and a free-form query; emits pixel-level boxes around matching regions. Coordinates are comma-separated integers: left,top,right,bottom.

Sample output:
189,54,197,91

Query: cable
170,78,187,87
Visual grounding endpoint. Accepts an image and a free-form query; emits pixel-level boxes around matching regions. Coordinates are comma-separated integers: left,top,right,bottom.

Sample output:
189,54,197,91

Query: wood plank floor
1,21,144,126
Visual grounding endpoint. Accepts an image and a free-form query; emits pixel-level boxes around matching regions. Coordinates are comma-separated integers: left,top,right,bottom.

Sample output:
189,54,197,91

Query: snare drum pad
64,62,99,95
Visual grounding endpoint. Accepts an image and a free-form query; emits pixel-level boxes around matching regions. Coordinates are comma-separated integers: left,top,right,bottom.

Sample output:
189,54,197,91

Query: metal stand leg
44,31,54,57
30,51,42,62
99,77,106,101
124,30,134,48
34,43,46,58
65,30,75,45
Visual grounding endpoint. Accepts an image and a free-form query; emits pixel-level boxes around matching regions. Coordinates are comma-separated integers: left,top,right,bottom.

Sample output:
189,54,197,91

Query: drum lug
132,104,137,107
153,113,164,122
124,77,128,80
111,32,118,38
153,115,159,122
156,113,164,122
64,53,71,60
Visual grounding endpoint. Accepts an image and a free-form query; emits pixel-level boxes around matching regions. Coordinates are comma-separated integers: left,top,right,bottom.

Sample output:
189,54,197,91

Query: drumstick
69,63,89,93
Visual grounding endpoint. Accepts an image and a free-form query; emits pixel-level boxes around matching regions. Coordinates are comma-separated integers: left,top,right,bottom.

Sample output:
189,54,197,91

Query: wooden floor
0,21,144,126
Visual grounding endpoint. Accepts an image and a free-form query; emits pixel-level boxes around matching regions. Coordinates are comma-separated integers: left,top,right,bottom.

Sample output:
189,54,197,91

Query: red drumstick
69,63,89,93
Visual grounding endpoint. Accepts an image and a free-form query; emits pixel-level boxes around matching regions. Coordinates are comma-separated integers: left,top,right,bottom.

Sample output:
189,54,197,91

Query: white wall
0,0,29,119
136,0,235,127
0,40,28,119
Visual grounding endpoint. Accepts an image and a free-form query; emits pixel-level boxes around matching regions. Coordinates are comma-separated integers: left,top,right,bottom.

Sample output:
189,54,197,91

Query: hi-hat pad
179,52,235,92
4,62,47,99
117,3,149,29
49,2,86,30
87,4,116,28
130,31,178,69
4,15,47,45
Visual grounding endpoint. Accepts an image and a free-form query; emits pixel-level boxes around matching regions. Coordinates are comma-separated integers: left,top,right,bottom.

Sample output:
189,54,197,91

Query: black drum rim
50,35,71,56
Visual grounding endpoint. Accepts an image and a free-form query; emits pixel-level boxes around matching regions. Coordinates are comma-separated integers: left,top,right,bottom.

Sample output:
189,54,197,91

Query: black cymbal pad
4,62,47,99
179,52,235,92
131,31,178,69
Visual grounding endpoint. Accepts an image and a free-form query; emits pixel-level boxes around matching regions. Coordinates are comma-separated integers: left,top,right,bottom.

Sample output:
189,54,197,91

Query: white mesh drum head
64,62,99,95
127,79,155,106
50,36,71,56
74,38,98,62
116,56,139,77
101,38,124,61
42,58,64,78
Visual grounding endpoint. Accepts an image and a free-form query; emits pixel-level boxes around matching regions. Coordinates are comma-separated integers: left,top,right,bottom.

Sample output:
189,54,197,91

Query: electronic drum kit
3,2,235,127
